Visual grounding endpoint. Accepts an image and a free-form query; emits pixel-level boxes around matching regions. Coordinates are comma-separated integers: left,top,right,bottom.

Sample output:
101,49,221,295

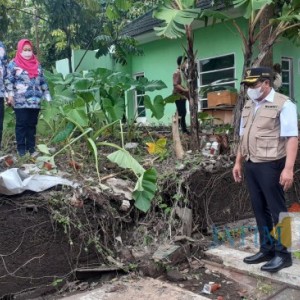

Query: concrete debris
166,269,186,282
152,244,181,261
105,178,134,200
124,143,139,149
199,154,234,173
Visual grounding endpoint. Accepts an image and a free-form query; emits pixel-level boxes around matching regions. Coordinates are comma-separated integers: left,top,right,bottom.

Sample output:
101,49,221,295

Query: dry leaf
4,156,14,167
69,160,81,170
146,138,167,155
43,161,54,170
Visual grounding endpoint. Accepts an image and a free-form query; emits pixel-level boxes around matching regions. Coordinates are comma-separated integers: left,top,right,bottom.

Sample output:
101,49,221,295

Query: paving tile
271,287,300,300
61,277,209,300
206,246,300,287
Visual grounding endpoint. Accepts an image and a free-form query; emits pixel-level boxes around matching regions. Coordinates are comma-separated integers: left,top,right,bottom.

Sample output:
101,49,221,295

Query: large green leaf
108,72,135,90
52,122,75,143
66,108,89,127
87,137,100,181
38,102,60,134
154,5,201,38
115,0,132,11
106,4,119,20
37,144,51,155
164,94,180,103
132,168,157,213
102,97,125,122
85,68,114,81
200,9,231,24
291,0,300,10
135,77,167,92
54,85,75,103
107,150,145,176
144,95,165,120
233,0,272,18
72,78,94,91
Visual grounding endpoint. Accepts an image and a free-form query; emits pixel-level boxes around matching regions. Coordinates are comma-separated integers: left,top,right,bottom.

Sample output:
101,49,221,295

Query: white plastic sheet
0,168,78,195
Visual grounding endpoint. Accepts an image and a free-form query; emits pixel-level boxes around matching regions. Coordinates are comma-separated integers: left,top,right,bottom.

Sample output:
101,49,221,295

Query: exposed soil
162,262,248,300
0,189,122,298
1,130,300,299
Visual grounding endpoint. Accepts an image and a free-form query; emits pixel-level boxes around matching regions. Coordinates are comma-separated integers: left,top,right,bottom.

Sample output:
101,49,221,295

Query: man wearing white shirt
232,67,298,273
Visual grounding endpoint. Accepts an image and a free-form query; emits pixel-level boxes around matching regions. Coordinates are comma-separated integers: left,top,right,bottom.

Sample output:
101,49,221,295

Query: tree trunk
258,4,274,67
172,113,184,159
185,25,199,151
66,29,73,73
34,9,40,58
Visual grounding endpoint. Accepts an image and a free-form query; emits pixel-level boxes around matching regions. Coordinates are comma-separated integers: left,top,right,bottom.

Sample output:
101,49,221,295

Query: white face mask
21,51,33,60
247,86,263,100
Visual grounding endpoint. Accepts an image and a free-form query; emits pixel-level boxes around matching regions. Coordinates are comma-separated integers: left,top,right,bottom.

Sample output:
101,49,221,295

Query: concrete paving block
61,277,209,300
206,245,300,287
272,287,300,300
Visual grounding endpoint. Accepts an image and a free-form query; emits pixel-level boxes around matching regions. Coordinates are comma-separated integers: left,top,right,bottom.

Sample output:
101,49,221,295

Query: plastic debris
0,168,78,195
202,282,221,294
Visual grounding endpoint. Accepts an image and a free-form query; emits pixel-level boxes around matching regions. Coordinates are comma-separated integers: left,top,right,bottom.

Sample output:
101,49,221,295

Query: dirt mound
0,189,120,298
188,169,253,229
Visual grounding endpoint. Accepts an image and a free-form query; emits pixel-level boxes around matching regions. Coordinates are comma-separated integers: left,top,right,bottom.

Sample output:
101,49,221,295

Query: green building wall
56,49,129,76
55,18,300,124
130,19,245,125
130,18,300,125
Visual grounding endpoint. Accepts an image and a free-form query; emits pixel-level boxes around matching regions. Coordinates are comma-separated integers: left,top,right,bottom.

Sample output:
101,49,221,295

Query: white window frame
197,53,236,109
281,57,294,99
134,72,147,123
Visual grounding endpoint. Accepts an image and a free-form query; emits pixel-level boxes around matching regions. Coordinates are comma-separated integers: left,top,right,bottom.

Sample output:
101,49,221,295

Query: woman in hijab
6,39,51,156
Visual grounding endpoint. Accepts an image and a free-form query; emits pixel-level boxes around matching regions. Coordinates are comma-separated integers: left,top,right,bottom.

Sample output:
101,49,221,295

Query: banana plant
229,0,300,139
107,149,157,213
154,0,300,144
154,0,230,150
144,94,179,120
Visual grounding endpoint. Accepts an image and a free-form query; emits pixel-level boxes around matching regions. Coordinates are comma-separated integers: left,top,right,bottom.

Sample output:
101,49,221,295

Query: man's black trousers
244,158,291,258
175,98,187,132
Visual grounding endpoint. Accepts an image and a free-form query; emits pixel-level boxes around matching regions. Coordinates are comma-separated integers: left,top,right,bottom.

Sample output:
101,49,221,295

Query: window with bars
198,54,236,108
280,57,293,99
134,72,146,120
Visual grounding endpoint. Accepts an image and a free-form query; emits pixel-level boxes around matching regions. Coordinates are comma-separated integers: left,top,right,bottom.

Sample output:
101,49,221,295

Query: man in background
173,56,189,134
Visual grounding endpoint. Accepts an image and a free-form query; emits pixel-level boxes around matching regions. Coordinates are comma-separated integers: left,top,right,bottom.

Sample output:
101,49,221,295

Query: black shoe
261,256,292,273
243,252,274,264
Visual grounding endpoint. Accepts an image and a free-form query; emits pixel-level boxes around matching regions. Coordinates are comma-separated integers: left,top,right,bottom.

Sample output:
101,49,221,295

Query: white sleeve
239,116,244,136
280,100,298,137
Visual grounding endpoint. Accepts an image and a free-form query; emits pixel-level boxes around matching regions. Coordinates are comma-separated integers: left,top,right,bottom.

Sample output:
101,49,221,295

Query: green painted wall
55,18,300,123
55,58,70,77
129,17,300,124
273,38,300,102
73,50,130,73
56,49,129,75
130,19,248,125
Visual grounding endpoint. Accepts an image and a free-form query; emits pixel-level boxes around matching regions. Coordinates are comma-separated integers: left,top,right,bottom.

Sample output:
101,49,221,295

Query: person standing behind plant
173,56,189,134
0,41,8,150
273,63,282,91
6,39,51,156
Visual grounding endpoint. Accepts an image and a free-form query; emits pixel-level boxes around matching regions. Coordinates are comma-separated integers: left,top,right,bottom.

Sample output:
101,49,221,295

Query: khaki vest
240,92,288,162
